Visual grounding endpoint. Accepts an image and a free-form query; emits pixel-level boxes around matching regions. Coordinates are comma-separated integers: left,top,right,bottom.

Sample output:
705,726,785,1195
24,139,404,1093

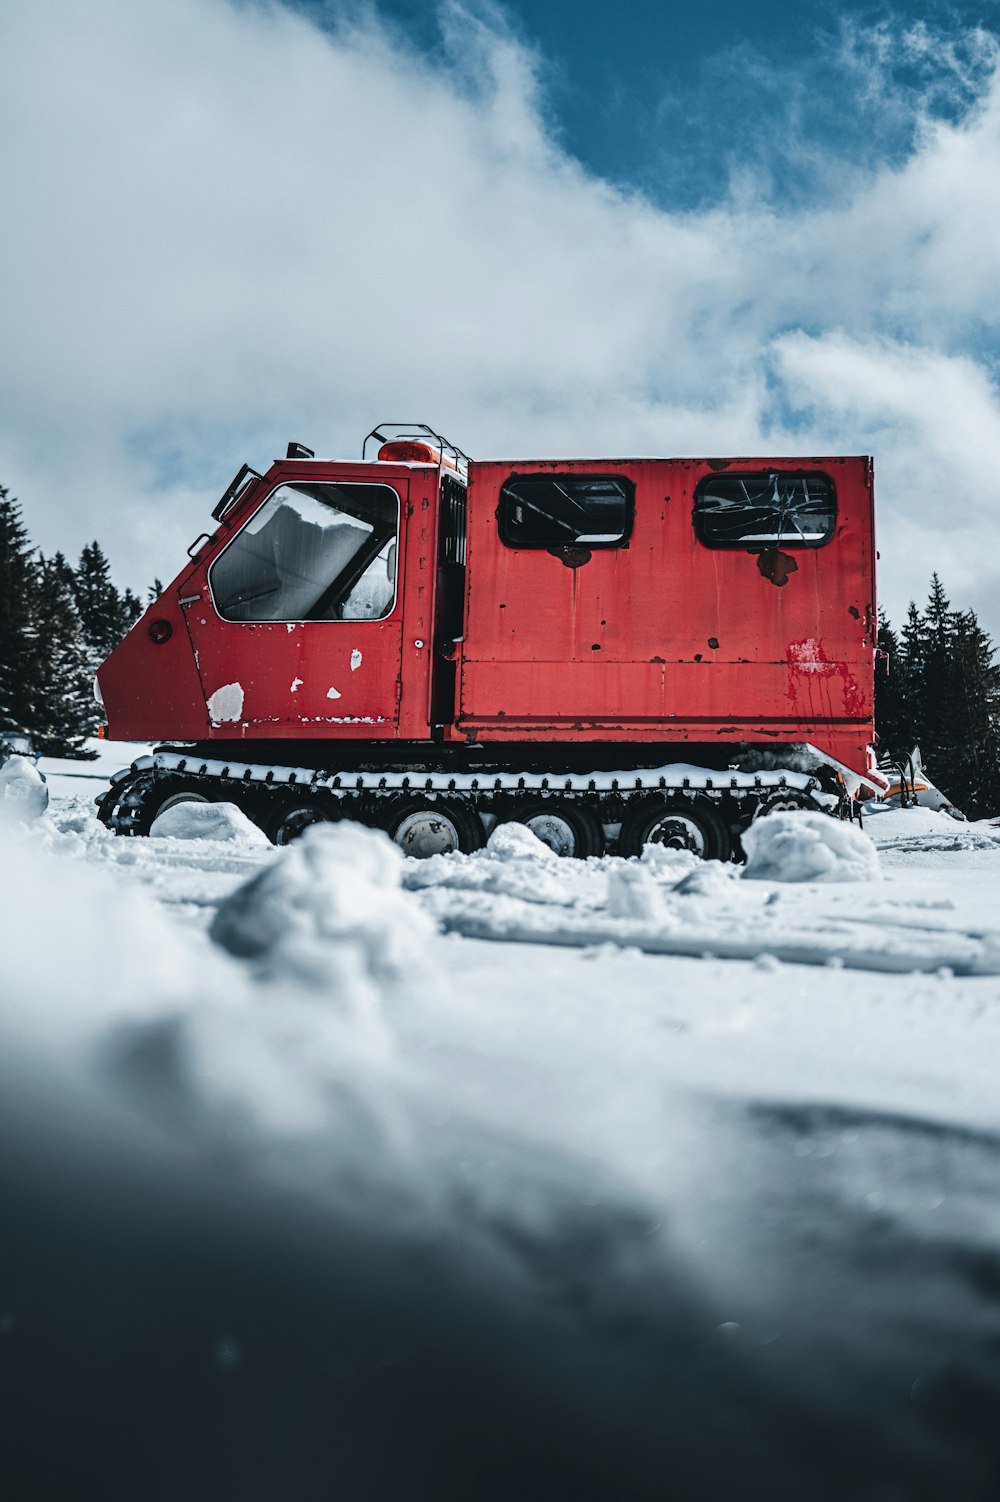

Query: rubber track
98,750,828,835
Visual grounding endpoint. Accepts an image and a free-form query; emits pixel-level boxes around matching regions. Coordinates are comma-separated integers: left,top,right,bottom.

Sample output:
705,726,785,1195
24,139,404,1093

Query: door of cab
179,469,408,742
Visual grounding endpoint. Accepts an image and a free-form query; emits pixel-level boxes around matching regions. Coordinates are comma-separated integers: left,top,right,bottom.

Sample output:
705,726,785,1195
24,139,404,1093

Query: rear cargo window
498,474,633,549
693,471,836,548
210,481,399,622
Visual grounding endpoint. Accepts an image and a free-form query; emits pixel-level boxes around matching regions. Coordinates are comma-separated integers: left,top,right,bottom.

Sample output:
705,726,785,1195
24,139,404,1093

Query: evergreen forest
1,484,146,757
875,575,1000,819
2,483,999,814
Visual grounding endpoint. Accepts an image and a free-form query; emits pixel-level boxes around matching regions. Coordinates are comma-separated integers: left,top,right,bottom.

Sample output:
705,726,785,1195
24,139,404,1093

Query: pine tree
31,555,100,757
898,600,929,751
0,486,42,733
74,541,128,669
920,573,955,768
121,588,144,629
882,578,1000,817
945,608,1000,816
147,578,164,604
2,489,145,755
874,609,912,765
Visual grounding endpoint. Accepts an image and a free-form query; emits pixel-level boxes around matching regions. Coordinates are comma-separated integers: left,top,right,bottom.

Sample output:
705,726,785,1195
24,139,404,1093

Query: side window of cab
497,474,634,549
693,471,836,549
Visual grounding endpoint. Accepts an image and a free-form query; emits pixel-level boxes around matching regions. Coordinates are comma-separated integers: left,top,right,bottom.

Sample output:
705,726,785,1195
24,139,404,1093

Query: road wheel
752,790,821,820
154,788,211,818
266,796,335,845
500,798,604,858
379,797,484,858
619,797,731,861
103,772,215,835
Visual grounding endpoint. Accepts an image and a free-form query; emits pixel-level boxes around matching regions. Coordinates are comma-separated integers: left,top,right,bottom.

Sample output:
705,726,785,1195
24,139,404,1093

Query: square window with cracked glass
693,471,837,549
497,474,634,549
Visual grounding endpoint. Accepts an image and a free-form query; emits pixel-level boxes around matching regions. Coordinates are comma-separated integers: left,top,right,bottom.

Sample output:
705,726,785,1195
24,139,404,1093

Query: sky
2,0,1000,637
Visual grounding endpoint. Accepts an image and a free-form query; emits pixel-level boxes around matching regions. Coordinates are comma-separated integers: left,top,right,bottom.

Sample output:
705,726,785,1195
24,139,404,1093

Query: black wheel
499,798,604,858
265,796,335,845
619,797,731,861
752,790,821,820
153,787,212,817
100,771,216,836
379,796,484,858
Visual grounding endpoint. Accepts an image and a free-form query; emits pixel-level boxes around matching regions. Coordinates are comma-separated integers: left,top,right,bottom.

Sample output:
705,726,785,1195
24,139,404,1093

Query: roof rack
363,422,471,476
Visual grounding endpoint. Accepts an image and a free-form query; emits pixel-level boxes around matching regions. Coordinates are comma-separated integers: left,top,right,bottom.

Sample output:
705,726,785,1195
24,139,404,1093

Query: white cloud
1,0,1000,636
771,332,1000,625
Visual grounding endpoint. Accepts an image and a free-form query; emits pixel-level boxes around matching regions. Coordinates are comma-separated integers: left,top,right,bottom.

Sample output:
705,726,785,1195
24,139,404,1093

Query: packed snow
206,680,245,724
0,752,49,822
399,809,997,973
3,749,1000,1498
149,799,270,846
741,807,882,882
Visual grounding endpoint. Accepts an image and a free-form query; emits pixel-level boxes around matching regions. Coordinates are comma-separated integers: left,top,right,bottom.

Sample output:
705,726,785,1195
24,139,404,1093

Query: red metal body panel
97,587,210,742
458,457,876,775
98,448,877,781
98,461,440,744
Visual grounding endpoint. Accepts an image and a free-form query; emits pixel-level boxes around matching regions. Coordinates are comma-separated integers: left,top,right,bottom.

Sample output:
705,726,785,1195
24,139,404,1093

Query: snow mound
150,799,270,845
486,820,557,861
671,860,742,896
606,864,665,922
742,811,880,883
864,804,1000,852
639,842,700,878
0,755,49,823
404,824,585,907
210,819,435,987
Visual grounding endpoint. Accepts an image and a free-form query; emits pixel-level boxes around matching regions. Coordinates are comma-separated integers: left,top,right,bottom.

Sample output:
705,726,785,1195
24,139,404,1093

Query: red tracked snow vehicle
96,424,884,858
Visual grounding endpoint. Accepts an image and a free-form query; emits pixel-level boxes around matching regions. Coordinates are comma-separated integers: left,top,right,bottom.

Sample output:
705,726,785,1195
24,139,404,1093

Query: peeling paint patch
206,682,244,724
788,638,832,674
286,623,295,634
298,715,387,724
327,686,341,700
757,548,798,587
350,649,362,671
547,545,591,568
290,677,303,693
787,638,863,717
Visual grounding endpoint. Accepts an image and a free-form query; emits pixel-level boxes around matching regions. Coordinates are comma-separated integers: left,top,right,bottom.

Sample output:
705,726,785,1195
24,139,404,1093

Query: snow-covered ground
3,746,1000,1499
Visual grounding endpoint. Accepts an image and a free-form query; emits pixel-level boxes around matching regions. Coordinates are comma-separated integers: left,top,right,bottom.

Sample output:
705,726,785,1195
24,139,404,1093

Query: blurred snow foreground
211,820,434,992
3,799,1000,1497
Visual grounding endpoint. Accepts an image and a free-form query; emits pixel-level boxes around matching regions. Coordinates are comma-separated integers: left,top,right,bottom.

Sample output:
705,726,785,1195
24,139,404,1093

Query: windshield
210,481,400,622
